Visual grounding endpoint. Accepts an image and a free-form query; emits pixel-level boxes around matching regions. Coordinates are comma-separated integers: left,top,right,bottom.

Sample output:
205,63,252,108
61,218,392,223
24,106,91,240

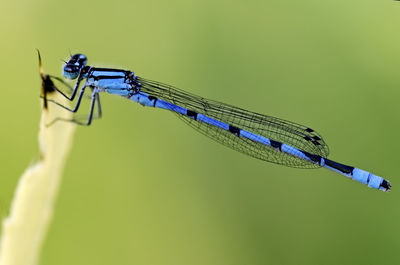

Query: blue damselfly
39,53,391,192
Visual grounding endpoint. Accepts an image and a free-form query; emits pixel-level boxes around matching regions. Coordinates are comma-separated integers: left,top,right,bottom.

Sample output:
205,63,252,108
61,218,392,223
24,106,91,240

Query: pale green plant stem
0,63,76,265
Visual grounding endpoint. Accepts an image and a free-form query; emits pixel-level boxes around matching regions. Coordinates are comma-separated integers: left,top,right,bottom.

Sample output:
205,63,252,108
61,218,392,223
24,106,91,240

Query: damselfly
40,52,391,192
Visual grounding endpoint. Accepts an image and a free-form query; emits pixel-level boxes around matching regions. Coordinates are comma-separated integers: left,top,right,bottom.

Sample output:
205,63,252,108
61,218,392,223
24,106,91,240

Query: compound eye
63,64,80,79
78,55,88,66
64,64,78,73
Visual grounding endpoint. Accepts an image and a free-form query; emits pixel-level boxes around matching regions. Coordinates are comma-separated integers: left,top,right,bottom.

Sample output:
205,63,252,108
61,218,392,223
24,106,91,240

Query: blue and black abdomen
130,78,390,191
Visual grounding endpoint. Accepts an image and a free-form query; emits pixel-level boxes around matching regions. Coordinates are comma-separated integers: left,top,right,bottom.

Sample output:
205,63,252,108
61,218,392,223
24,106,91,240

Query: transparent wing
137,77,329,168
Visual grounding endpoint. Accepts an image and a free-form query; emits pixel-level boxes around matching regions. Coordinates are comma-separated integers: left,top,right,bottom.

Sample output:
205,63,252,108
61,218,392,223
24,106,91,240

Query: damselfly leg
45,90,102,126
46,91,101,126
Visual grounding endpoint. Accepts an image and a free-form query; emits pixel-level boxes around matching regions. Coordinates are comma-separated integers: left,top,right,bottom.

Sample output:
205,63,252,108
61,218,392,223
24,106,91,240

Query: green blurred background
1,0,399,264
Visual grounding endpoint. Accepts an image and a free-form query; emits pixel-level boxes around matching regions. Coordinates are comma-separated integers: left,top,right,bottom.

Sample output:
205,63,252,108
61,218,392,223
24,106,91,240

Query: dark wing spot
312,140,321,146
304,136,312,141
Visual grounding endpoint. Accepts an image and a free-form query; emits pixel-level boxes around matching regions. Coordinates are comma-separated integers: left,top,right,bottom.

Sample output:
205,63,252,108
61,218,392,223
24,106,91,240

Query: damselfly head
63,53,88,79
